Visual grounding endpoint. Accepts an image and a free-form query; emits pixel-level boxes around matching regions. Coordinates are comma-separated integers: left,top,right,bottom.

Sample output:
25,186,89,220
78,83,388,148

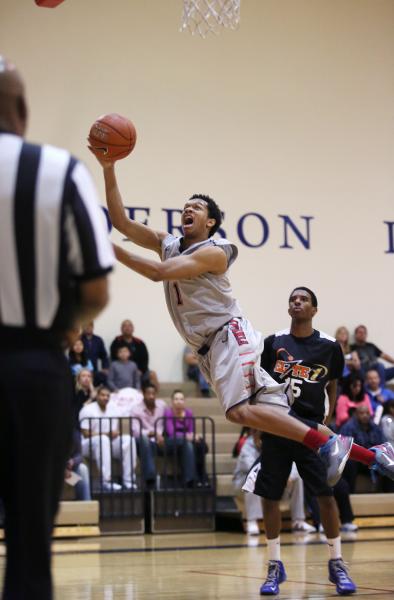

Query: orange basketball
88,113,137,161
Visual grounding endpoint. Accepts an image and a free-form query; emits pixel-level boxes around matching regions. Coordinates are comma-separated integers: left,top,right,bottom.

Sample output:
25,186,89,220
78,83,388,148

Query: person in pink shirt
129,382,167,487
335,375,373,429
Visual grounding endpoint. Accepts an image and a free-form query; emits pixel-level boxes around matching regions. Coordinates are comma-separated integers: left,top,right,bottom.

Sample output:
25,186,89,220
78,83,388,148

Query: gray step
217,474,235,497
206,453,236,475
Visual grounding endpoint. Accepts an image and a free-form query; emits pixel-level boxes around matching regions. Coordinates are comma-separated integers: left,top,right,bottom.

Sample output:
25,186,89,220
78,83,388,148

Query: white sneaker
340,522,358,532
123,481,138,490
246,520,260,535
292,520,316,533
103,481,122,491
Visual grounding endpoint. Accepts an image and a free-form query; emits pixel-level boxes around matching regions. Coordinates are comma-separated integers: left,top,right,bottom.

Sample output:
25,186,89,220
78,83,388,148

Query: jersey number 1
173,282,183,305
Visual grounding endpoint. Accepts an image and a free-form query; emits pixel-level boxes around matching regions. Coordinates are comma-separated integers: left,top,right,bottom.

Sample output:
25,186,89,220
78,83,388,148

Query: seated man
351,325,394,383
129,383,167,488
79,386,137,491
81,321,110,385
340,404,386,492
233,429,315,535
64,428,91,501
110,319,159,388
365,369,394,417
184,346,210,397
107,345,141,392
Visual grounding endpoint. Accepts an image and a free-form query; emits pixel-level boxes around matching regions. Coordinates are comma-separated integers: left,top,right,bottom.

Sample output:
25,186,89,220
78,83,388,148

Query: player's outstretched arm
90,150,167,254
114,244,227,281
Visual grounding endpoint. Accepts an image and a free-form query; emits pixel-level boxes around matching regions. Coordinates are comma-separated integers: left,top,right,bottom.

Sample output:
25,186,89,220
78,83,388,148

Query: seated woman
335,374,373,429
75,369,97,412
335,326,360,378
162,389,203,487
69,339,94,377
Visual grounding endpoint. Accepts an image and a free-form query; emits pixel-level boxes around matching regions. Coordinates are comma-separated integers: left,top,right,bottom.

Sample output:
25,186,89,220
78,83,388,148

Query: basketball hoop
180,0,241,37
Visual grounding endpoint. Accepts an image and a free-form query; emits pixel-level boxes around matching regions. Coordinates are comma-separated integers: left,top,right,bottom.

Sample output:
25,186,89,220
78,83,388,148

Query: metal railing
79,416,143,519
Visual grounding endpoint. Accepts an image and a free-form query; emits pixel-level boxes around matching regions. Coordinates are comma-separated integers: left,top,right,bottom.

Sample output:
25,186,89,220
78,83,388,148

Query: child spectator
69,339,94,377
107,345,141,392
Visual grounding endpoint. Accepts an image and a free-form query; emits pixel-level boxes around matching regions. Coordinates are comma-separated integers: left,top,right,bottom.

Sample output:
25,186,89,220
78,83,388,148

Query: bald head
0,56,27,136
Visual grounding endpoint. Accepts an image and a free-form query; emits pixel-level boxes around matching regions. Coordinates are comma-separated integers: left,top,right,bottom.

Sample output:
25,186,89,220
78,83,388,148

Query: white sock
267,537,281,561
327,536,341,560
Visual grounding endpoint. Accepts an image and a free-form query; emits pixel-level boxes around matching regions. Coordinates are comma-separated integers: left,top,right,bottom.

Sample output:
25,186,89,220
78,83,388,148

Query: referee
0,57,114,599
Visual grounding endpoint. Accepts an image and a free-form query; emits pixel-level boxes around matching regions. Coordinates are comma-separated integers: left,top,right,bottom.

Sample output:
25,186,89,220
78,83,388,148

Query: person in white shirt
233,430,315,535
79,386,137,490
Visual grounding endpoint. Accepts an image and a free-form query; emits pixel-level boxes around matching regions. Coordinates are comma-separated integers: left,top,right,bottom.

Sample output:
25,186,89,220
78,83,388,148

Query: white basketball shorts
198,317,289,414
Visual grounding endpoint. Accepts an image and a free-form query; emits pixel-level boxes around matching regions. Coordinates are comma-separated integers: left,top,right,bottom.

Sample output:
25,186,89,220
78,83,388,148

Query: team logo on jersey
273,348,328,383
229,319,248,346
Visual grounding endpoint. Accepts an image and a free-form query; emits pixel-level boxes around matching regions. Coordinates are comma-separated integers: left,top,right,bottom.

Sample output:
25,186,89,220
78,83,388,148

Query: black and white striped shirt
0,132,114,339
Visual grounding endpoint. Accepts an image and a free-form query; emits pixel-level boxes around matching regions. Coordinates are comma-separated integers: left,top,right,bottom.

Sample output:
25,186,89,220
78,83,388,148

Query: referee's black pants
0,347,73,600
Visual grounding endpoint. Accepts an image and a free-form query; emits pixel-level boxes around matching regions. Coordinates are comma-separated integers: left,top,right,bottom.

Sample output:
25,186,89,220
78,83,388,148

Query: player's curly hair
189,194,222,237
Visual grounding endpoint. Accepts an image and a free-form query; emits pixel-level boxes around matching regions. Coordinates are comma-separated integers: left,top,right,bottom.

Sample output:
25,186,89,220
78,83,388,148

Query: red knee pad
35,0,65,7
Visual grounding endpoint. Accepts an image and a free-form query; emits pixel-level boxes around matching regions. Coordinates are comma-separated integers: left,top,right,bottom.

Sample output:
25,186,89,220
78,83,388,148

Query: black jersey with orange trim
261,329,344,423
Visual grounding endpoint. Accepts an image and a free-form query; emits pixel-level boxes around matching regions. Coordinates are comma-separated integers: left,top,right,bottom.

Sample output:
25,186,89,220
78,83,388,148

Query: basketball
88,113,137,161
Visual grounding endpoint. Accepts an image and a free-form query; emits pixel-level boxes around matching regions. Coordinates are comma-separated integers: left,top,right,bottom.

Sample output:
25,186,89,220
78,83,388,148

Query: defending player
91,154,394,484
243,287,357,595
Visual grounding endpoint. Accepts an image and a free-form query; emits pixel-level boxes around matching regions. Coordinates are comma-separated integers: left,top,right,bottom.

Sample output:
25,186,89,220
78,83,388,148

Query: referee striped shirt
0,132,114,341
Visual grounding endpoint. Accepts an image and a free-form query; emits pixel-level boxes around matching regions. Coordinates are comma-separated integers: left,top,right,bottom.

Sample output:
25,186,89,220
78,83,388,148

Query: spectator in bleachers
65,429,91,501
110,319,159,388
232,427,251,458
75,369,97,413
69,338,94,377
335,374,373,429
81,321,109,385
340,404,386,493
79,386,137,491
233,430,315,535
381,399,394,445
335,326,360,378
107,345,141,392
365,369,394,418
184,346,210,397
163,390,200,487
351,325,394,383
129,383,167,488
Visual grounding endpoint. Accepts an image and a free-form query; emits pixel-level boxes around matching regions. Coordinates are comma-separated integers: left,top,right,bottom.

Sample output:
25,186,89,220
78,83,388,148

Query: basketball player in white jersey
91,154,394,485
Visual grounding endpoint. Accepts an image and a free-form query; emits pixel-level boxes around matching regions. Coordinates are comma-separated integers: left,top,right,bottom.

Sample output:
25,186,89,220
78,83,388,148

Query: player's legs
254,435,292,595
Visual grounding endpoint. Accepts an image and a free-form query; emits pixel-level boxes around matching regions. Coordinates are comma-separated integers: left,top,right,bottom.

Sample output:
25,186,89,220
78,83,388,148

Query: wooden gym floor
1,528,393,599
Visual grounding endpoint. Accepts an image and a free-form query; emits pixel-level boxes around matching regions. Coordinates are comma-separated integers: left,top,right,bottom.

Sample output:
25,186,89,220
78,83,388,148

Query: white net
180,0,241,37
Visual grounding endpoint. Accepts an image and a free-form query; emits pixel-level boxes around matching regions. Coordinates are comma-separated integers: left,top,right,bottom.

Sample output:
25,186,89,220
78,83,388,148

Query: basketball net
180,0,241,37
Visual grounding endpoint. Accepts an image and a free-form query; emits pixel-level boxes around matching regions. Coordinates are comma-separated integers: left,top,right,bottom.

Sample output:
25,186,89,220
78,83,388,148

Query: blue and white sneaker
370,442,394,480
328,558,357,595
318,434,353,487
260,560,286,595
